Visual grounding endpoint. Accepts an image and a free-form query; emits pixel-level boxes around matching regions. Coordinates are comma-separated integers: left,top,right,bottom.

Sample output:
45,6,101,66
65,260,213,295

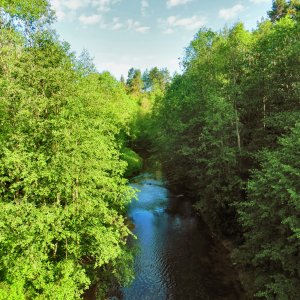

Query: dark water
122,172,245,300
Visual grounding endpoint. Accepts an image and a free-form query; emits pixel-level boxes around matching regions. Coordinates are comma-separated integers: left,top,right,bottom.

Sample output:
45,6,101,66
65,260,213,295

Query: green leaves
151,5,300,299
237,124,300,298
0,0,54,30
0,13,137,299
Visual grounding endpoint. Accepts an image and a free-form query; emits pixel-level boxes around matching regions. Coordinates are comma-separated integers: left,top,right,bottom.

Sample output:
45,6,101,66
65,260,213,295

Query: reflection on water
122,173,245,300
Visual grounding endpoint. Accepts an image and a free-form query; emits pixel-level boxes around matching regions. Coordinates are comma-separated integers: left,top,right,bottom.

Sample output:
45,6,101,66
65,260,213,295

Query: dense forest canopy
0,1,140,298
0,0,299,299
150,1,300,298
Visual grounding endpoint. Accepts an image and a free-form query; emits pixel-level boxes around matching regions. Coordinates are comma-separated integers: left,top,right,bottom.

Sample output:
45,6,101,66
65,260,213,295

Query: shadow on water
121,169,246,300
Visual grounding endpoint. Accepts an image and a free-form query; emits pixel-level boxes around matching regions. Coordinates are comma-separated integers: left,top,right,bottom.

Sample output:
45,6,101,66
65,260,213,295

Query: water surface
122,172,245,300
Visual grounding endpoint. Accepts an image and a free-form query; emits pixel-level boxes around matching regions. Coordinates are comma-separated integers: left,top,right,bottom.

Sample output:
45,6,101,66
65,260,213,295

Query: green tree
0,0,52,22
142,67,171,92
268,0,300,21
75,49,97,77
126,68,143,95
236,124,300,299
268,0,289,21
151,4,300,298
0,2,138,298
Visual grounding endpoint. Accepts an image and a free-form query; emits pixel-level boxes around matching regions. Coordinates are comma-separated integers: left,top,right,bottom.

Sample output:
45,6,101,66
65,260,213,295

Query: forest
0,0,299,299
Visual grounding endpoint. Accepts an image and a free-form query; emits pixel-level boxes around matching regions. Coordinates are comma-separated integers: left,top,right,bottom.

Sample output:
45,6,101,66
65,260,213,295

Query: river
121,168,245,300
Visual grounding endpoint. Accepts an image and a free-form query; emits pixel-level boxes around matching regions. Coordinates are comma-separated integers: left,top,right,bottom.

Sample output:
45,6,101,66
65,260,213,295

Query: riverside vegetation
0,0,299,299
0,1,141,299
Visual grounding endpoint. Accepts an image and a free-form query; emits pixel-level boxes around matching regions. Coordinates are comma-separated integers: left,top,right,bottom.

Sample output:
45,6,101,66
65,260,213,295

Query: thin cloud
219,4,245,20
136,26,150,33
164,28,174,34
64,0,87,10
141,0,149,16
91,0,120,12
50,0,119,21
79,14,102,25
98,17,150,32
111,17,124,30
51,0,68,20
167,0,192,8
250,0,270,3
127,19,150,33
161,15,206,32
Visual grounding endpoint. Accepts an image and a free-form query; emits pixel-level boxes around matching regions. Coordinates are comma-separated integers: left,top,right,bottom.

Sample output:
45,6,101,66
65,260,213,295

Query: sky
50,0,273,79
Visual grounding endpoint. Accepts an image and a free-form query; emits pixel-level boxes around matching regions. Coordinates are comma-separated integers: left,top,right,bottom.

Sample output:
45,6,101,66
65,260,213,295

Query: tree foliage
237,124,300,299
0,0,52,22
152,6,300,299
142,67,171,92
268,0,300,22
126,68,143,96
0,2,138,299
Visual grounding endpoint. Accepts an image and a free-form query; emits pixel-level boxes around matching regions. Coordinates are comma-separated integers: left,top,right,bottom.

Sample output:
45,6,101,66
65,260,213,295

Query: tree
152,7,300,296
0,0,52,22
237,123,300,299
120,74,125,83
0,4,138,298
268,0,289,21
126,68,143,95
142,67,171,92
268,0,300,21
75,49,97,77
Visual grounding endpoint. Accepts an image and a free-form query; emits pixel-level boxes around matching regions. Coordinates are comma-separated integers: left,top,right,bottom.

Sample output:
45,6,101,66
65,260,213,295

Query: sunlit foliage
0,2,138,298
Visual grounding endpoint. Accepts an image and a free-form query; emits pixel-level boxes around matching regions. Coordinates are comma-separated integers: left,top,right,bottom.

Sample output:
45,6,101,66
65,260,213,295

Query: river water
122,171,245,300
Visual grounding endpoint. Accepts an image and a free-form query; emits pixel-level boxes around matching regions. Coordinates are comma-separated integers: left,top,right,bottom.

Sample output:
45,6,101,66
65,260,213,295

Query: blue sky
50,0,272,79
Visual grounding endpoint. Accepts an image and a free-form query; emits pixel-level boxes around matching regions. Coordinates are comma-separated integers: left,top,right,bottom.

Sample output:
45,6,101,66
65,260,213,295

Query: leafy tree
151,5,300,298
75,49,97,77
268,0,300,21
142,67,171,92
0,2,138,298
236,124,300,299
268,0,289,21
0,0,52,22
126,68,143,95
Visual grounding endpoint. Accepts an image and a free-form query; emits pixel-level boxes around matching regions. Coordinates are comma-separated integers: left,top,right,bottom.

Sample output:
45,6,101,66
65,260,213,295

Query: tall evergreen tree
126,68,143,95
